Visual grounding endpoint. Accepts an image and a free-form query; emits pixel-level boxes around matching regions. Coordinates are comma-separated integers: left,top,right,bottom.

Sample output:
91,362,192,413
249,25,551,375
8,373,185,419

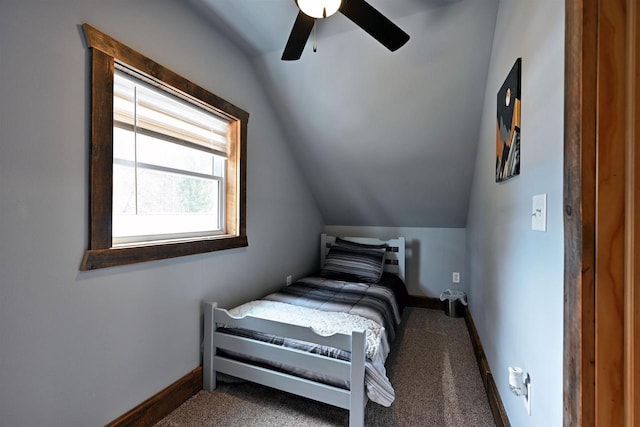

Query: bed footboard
203,301,367,427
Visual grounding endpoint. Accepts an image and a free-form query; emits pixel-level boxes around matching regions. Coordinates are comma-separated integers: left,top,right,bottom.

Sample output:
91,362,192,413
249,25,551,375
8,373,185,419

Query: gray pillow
321,238,386,283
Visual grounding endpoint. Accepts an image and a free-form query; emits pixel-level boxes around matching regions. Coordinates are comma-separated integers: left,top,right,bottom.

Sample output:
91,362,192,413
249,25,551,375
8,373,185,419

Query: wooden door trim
564,0,597,425
624,1,639,424
594,0,627,424
565,0,638,425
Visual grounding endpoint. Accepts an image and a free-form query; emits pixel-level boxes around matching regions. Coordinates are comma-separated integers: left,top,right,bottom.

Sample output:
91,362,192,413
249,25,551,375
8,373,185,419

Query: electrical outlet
452,272,460,283
286,275,292,286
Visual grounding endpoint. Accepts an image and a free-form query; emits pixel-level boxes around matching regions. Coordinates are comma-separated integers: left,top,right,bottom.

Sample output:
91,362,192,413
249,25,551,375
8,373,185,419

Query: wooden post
349,329,366,427
203,302,218,391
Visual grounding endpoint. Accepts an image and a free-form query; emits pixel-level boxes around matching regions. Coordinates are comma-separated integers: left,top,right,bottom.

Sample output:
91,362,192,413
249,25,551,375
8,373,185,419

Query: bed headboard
320,233,406,282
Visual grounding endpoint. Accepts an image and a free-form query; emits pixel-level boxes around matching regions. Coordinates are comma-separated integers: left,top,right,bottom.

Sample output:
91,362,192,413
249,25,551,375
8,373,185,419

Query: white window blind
112,66,230,246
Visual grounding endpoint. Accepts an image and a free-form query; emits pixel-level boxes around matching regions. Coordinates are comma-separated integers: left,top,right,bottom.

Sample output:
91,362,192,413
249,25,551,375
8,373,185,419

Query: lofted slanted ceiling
189,0,499,227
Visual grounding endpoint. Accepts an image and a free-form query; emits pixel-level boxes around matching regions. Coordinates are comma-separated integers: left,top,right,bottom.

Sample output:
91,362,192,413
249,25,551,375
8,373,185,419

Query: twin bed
203,234,407,427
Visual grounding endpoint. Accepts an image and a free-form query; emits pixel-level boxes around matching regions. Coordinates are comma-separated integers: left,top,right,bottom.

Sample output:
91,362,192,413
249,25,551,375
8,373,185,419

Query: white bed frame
203,234,406,427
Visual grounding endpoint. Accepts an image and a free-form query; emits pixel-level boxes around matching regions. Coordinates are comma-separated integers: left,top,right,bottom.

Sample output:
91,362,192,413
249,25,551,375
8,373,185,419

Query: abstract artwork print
496,58,521,182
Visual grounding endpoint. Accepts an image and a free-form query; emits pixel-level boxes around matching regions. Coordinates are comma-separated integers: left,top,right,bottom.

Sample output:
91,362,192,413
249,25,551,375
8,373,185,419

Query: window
112,68,229,245
80,24,248,270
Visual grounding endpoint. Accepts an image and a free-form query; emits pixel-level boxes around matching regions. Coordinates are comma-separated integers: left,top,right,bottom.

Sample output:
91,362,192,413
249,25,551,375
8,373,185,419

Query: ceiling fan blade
282,11,315,60
340,0,410,52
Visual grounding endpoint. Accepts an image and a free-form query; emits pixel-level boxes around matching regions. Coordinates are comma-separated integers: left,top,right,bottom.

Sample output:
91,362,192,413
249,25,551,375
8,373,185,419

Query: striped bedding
217,274,407,407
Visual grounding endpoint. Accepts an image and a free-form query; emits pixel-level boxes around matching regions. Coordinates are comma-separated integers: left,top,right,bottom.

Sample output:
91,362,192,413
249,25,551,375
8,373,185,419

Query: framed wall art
496,58,521,182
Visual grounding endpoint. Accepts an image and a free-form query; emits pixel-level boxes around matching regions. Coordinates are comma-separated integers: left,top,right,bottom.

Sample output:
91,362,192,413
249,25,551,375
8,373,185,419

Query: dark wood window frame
80,24,248,271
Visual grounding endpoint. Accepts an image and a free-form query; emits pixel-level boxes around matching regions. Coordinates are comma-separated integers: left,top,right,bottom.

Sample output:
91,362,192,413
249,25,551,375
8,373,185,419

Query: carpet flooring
156,307,495,426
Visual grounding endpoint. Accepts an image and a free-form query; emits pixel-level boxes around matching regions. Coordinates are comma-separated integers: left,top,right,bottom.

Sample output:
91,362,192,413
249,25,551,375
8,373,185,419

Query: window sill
80,235,248,271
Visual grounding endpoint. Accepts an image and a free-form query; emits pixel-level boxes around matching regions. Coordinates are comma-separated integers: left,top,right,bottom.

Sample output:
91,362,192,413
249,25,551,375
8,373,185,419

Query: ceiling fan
282,0,410,60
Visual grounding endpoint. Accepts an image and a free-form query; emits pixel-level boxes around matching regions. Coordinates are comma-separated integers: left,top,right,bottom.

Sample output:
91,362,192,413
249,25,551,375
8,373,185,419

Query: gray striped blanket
218,275,406,407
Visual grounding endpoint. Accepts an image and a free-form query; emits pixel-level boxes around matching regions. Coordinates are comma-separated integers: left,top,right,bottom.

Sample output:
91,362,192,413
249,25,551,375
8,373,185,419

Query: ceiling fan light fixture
296,0,342,19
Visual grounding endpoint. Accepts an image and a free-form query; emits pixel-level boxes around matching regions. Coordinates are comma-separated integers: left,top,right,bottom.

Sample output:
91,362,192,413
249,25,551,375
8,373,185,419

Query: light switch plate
531,194,547,232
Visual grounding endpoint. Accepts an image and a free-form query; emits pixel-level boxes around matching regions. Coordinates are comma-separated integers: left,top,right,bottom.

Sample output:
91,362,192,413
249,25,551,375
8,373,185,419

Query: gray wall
0,1,323,425
466,0,564,425
325,226,466,298
250,0,499,229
